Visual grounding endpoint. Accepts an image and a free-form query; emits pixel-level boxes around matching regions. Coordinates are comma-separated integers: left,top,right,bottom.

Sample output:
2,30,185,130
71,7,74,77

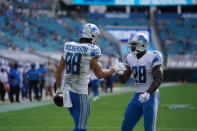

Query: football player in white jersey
55,23,125,131
120,32,163,131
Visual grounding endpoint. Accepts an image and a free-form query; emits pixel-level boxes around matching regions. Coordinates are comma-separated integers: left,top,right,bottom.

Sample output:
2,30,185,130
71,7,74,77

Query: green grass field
0,83,197,131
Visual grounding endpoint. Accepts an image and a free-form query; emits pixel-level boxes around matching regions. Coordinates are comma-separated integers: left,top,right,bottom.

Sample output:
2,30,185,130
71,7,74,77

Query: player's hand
138,92,150,103
53,88,63,107
112,59,126,75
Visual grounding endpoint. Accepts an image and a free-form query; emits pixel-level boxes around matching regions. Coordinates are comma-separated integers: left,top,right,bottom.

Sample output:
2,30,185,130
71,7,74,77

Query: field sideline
0,83,196,131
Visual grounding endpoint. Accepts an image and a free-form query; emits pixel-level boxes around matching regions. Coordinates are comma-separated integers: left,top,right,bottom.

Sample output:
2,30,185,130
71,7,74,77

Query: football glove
138,92,150,103
112,59,126,75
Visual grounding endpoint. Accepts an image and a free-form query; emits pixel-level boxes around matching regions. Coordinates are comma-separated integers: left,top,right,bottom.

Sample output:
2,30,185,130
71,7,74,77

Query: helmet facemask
129,42,138,55
91,31,101,45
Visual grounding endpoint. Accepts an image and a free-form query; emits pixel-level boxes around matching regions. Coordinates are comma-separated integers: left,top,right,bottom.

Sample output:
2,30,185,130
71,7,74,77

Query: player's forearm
147,79,162,94
147,65,163,94
56,71,62,88
55,67,64,88
96,68,115,79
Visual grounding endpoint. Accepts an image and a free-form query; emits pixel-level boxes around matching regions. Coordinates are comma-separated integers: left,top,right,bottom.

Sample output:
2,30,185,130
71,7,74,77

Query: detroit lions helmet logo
138,35,147,44
78,23,100,44
91,27,97,33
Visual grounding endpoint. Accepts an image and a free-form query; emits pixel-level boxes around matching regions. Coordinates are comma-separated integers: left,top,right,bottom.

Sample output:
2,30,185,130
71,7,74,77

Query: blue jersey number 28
65,52,82,75
132,66,146,83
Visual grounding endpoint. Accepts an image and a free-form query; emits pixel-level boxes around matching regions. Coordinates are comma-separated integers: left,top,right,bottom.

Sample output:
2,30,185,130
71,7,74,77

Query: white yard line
0,100,53,113
160,82,180,88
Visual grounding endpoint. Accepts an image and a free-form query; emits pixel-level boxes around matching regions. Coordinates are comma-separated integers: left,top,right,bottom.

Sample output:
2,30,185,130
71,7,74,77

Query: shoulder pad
88,45,101,57
151,51,163,67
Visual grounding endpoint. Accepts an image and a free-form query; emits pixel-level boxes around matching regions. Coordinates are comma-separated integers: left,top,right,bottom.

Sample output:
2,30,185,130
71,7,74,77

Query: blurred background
0,0,196,131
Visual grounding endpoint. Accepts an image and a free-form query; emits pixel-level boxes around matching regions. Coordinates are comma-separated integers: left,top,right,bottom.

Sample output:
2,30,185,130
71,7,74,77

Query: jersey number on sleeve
65,52,82,75
132,66,146,83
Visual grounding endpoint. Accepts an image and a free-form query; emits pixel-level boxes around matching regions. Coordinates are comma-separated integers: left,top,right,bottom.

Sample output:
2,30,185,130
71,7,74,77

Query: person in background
22,63,30,101
105,64,114,93
89,71,100,101
104,57,115,93
27,63,39,101
8,63,20,103
45,61,55,98
17,63,23,100
38,63,47,100
22,73,29,101
0,65,9,103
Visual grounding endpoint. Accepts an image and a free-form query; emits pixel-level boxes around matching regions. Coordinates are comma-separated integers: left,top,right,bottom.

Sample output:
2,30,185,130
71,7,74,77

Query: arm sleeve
152,51,163,67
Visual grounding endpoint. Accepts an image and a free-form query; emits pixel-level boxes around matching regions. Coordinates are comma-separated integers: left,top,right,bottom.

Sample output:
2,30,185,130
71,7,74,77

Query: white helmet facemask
78,23,101,44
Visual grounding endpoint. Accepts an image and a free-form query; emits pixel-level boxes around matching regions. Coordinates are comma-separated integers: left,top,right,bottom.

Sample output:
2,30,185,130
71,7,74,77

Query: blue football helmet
128,32,149,55
78,23,101,44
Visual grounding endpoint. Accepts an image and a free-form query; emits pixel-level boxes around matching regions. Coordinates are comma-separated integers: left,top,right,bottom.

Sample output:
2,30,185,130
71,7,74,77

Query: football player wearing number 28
120,32,164,131
55,23,126,131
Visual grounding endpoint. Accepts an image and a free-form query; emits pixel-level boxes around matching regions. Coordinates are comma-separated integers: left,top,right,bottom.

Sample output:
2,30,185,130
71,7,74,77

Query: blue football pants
68,91,90,131
121,91,160,131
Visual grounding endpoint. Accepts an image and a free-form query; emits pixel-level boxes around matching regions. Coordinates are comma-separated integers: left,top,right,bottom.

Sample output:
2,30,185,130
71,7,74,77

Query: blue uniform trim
151,51,163,67
152,57,159,65
79,95,87,129
90,51,101,57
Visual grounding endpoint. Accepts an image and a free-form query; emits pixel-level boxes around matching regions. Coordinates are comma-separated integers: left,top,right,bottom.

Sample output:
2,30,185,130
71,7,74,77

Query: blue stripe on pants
121,91,160,131
68,91,90,131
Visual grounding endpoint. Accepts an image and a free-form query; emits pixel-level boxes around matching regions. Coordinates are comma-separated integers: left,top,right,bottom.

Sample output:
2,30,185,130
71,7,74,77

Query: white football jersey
62,42,101,94
125,51,163,93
